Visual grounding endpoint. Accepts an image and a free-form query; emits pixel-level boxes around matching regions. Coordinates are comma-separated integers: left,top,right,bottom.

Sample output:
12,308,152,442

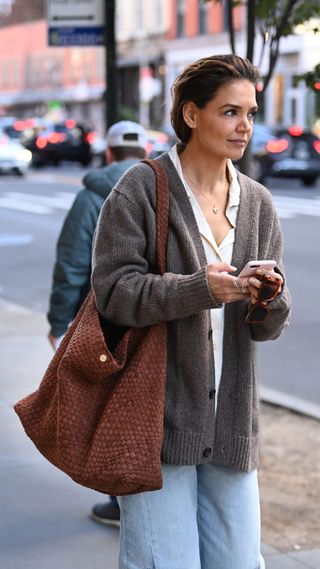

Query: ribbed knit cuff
178,266,222,313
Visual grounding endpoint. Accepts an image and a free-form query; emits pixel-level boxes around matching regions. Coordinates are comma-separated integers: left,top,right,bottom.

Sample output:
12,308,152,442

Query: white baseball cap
106,120,147,149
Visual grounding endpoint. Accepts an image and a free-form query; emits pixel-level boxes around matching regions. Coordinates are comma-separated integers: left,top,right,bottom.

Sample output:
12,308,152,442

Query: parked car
253,125,320,186
24,120,93,167
0,129,32,176
251,123,276,155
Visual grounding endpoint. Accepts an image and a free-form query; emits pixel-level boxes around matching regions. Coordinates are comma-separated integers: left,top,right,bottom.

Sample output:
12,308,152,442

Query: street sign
47,0,104,46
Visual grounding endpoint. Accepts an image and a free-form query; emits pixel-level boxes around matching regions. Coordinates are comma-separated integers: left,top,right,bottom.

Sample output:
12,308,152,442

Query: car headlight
17,149,32,162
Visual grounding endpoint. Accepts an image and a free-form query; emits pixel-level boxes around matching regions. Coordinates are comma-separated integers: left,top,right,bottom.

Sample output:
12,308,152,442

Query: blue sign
48,26,104,46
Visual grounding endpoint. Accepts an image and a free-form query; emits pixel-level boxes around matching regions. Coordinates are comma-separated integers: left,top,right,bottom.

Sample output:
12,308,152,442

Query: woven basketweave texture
14,159,169,496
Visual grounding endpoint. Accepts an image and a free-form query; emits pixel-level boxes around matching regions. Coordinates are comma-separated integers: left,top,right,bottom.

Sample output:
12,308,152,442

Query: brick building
0,1,319,133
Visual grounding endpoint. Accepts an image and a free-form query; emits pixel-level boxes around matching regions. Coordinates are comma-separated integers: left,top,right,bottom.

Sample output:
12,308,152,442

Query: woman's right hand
207,262,250,304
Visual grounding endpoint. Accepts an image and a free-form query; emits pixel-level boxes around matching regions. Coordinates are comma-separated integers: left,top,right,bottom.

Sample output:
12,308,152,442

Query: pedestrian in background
91,54,291,569
47,120,147,527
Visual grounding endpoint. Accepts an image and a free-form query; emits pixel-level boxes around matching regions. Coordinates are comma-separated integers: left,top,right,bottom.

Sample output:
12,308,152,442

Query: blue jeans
118,463,265,569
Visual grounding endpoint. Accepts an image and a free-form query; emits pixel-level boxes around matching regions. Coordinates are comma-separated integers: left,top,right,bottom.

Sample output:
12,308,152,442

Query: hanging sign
47,0,104,46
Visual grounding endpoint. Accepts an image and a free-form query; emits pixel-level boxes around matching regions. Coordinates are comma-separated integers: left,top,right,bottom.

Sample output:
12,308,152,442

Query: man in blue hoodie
47,120,147,526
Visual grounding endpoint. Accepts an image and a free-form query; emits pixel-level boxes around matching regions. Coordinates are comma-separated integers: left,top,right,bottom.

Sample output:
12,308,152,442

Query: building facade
163,0,320,131
0,0,168,132
0,1,319,134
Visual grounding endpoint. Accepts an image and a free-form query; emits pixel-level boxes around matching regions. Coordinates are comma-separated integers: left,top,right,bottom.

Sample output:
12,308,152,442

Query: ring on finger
233,278,239,288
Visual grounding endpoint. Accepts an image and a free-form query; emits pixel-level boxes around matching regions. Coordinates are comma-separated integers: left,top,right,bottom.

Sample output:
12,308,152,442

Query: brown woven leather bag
14,159,169,496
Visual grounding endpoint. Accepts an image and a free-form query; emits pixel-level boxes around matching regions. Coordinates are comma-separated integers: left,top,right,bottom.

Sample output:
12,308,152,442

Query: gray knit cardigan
91,153,291,472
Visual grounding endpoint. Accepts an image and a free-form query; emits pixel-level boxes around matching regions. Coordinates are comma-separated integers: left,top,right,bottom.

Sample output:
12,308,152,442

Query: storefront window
177,0,185,38
198,0,208,35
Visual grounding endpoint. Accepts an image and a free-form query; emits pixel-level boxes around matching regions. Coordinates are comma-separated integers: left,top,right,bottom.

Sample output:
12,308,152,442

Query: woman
92,55,291,569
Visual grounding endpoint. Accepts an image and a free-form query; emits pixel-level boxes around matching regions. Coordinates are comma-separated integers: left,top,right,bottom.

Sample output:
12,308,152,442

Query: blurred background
0,2,320,568
0,0,319,175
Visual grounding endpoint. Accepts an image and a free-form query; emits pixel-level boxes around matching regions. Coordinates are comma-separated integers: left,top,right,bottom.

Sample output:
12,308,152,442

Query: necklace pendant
212,205,218,214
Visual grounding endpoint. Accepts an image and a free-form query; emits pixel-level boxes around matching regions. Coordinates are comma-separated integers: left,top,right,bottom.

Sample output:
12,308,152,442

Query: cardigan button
99,354,108,362
209,389,216,399
203,447,212,458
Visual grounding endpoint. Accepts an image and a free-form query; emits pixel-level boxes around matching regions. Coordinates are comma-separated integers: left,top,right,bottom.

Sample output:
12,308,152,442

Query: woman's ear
182,102,198,129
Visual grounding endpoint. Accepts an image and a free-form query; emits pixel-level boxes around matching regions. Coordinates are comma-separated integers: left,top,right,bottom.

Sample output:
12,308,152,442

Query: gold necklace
184,169,229,215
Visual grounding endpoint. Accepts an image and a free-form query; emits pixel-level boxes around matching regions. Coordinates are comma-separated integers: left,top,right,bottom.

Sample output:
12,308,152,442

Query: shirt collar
168,144,240,226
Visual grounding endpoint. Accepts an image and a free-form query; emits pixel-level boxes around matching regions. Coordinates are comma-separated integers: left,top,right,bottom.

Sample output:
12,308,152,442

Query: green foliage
299,63,320,92
205,0,320,92
206,0,320,37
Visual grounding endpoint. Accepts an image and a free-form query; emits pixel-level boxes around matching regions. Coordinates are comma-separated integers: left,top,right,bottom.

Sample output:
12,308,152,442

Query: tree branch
226,0,236,54
246,0,256,61
263,36,281,92
274,0,300,40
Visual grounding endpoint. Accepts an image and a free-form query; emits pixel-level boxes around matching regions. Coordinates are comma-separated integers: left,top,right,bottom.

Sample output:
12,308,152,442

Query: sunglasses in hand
246,273,281,324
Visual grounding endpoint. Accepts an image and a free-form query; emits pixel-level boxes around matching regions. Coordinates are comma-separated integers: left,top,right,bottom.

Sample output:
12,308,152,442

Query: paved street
1,299,319,569
0,166,319,568
0,167,319,409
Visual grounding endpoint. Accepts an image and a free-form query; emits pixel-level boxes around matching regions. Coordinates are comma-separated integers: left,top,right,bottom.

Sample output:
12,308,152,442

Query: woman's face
184,79,258,160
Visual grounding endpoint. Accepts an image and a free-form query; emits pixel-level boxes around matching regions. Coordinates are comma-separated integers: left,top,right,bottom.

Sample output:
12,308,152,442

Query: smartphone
238,260,276,278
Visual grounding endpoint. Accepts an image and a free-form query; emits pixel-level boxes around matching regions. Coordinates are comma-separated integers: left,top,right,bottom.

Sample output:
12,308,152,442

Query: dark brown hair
171,54,260,143
109,146,145,161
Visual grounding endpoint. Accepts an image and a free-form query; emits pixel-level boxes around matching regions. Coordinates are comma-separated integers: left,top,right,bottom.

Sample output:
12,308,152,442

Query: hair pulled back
171,54,260,143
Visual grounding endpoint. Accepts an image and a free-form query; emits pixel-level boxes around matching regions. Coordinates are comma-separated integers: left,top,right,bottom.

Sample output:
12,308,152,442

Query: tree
208,1,320,95
300,62,320,92
206,1,320,174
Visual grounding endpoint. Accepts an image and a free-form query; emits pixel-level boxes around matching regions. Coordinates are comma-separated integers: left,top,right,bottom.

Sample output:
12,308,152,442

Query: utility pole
104,0,118,128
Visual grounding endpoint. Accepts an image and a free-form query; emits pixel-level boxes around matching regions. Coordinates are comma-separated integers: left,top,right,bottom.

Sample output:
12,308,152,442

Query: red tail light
45,132,67,144
65,119,76,129
13,120,26,131
288,125,303,136
36,136,47,149
266,139,289,154
313,140,320,154
85,132,96,144
48,132,60,144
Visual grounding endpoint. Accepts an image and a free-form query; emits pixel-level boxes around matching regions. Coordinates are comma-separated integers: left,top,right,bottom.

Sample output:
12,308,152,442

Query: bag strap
142,159,169,276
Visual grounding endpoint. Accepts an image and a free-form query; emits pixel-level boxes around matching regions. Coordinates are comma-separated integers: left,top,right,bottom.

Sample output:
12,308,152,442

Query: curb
261,385,320,421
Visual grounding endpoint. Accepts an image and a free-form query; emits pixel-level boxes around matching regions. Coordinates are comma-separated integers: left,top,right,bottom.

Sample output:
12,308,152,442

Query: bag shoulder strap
142,159,169,276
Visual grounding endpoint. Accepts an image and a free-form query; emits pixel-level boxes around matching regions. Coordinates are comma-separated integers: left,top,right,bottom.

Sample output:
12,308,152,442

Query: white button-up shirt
168,145,240,400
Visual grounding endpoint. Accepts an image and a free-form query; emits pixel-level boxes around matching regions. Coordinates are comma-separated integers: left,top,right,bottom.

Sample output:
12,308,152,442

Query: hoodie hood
82,158,140,199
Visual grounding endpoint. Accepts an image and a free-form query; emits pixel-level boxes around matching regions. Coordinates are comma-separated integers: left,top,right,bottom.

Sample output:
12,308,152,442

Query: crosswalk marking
27,172,82,186
0,190,320,218
0,191,75,214
0,197,51,214
272,195,320,219
9,192,75,210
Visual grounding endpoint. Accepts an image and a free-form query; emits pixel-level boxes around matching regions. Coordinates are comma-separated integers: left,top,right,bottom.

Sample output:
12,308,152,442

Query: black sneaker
91,501,120,527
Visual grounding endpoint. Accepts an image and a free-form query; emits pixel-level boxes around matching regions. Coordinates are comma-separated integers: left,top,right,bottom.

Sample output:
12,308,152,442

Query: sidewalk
0,299,319,569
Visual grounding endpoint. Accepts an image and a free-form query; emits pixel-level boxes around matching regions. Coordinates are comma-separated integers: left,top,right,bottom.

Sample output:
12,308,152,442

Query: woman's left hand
247,268,283,305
